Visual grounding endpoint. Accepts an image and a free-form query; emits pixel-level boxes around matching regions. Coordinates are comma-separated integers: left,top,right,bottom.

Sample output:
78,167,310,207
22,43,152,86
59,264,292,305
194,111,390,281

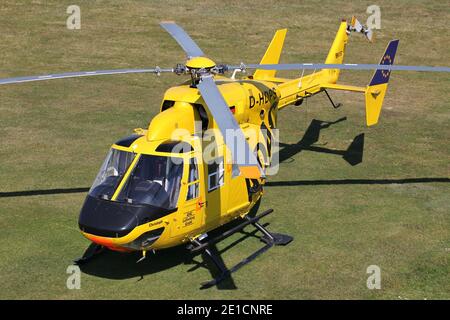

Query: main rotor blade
160,21,204,59
197,75,263,179
229,63,450,72
0,68,174,85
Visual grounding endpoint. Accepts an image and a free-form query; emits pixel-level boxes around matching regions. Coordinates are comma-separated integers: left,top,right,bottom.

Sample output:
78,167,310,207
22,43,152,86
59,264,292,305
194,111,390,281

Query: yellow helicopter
2,17,449,287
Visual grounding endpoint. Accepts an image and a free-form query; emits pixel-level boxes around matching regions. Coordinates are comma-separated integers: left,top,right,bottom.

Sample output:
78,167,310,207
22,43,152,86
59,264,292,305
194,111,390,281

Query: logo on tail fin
381,55,393,78
369,40,399,86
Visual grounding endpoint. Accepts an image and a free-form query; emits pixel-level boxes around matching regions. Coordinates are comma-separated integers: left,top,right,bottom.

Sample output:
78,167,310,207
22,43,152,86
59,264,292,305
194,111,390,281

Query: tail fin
324,20,350,83
365,40,399,126
253,29,287,80
325,20,349,65
324,17,373,84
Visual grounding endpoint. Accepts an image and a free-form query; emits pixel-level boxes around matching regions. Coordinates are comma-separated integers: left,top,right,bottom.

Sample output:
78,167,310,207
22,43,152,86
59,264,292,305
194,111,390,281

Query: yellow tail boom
266,18,398,127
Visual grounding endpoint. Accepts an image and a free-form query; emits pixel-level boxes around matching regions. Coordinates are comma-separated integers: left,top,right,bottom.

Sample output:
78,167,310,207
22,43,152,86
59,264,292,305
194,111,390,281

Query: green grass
0,0,449,299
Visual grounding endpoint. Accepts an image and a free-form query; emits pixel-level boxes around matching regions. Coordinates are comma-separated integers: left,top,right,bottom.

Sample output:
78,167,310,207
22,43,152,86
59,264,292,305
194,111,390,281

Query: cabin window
208,157,224,192
161,100,175,111
156,140,193,153
186,157,199,200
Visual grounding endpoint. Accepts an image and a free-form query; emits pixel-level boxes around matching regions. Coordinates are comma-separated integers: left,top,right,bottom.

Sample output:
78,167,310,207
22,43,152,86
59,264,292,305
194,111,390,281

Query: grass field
0,0,449,299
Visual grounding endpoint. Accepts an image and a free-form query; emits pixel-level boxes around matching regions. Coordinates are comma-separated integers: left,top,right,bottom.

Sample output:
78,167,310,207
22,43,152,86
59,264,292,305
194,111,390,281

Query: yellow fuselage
80,77,282,251
79,20,363,252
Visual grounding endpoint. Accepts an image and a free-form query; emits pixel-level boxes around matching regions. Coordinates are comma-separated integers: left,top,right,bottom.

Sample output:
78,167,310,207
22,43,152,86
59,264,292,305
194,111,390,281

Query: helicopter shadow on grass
79,219,268,290
269,117,450,187
277,116,365,166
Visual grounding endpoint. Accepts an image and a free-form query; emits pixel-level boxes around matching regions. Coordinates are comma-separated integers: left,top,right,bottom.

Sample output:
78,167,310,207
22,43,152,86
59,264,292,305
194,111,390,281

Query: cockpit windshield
89,148,136,200
116,155,183,209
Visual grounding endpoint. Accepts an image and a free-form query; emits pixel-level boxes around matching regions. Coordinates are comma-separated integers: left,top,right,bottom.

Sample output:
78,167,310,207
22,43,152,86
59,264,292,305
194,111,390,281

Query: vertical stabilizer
253,29,287,80
365,40,399,126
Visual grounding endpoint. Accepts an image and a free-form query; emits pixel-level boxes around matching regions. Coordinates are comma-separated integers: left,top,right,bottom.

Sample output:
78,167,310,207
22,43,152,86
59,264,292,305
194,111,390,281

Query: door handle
198,201,207,207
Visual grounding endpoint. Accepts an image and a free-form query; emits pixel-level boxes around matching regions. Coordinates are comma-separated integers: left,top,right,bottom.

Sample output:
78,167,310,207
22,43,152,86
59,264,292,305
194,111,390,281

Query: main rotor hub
186,57,216,70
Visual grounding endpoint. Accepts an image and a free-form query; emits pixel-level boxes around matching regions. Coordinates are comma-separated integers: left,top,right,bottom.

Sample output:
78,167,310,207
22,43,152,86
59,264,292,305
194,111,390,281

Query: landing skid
188,209,293,289
73,243,105,265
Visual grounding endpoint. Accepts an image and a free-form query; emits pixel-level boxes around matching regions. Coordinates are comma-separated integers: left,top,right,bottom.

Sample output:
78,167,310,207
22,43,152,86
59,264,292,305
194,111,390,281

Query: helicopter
2,17,449,287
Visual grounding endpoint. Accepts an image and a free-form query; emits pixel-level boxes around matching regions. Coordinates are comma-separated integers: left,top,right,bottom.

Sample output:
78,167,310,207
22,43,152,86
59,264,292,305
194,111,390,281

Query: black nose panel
78,195,176,238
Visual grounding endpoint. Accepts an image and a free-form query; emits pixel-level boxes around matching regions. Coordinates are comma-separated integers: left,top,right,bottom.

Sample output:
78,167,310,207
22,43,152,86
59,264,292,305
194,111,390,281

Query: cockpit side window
186,157,199,200
89,149,135,200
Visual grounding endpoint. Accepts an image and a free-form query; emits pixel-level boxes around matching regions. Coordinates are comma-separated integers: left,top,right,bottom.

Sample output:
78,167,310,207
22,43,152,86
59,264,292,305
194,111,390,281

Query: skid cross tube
189,208,293,288
190,209,273,254
251,220,275,241
192,238,229,274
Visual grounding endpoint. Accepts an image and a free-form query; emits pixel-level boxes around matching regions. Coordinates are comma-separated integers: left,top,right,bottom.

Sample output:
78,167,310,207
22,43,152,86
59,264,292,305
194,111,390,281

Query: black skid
188,208,293,289
323,89,342,109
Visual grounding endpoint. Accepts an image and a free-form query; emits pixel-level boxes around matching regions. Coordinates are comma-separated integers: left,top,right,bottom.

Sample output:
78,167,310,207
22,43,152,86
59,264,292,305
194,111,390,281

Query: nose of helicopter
78,195,141,238
78,195,174,251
